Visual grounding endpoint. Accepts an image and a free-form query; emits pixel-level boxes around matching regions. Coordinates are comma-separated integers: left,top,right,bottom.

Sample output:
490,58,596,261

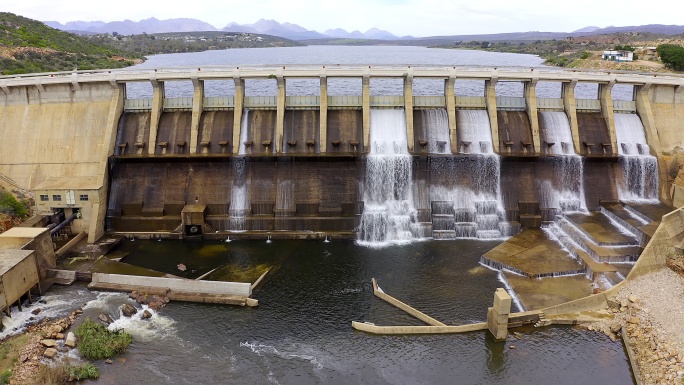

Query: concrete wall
91,273,252,296
649,85,684,154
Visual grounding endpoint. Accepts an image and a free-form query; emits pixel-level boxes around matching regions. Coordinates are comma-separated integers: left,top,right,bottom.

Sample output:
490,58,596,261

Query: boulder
142,310,152,319
31,308,41,315
136,295,148,305
129,291,139,300
65,332,76,348
98,314,113,324
628,294,638,303
121,303,138,317
40,339,57,348
55,333,64,340
43,348,58,358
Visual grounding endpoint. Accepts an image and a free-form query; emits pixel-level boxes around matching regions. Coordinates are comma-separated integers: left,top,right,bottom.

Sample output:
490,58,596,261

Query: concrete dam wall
1,66,683,242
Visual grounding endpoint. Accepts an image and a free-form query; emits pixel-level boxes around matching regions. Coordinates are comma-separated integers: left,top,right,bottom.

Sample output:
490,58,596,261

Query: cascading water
359,109,422,245
539,111,586,212
431,110,512,239
228,110,251,230
614,113,659,201
422,109,451,154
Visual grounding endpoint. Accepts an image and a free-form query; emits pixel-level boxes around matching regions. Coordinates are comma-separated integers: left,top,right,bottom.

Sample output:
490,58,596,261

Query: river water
1,46,635,384
11,239,632,385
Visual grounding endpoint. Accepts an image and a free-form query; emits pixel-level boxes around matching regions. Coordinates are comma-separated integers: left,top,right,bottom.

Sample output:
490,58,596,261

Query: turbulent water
614,113,659,201
539,111,586,212
359,109,422,245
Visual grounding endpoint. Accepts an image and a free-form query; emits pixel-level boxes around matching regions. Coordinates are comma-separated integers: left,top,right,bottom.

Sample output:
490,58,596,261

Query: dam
0,65,679,246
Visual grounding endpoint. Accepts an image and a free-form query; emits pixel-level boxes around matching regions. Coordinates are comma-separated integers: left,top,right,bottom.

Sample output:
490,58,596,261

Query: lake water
123,45,633,100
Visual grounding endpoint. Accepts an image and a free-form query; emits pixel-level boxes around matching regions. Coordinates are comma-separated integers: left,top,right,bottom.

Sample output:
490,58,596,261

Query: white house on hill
602,50,634,62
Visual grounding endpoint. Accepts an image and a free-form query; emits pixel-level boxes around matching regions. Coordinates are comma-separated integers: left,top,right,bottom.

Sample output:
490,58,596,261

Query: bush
580,51,591,59
0,190,27,218
67,363,100,381
0,369,11,385
74,318,133,360
657,44,684,71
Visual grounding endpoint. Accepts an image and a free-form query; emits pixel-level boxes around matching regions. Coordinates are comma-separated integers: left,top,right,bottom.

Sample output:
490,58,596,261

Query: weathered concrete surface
89,272,251,296
372,278,445,326
504,272,593,311
482,229,584,277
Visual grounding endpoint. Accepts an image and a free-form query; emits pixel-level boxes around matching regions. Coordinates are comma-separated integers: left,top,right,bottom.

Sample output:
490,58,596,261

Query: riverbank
588,265,684,384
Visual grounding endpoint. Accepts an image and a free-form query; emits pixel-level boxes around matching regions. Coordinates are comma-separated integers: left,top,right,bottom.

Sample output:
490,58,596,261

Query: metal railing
537,98,564,110
576,99,601,111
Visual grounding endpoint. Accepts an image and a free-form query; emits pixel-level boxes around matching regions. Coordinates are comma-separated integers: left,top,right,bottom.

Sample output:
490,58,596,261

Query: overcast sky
6,0,682,37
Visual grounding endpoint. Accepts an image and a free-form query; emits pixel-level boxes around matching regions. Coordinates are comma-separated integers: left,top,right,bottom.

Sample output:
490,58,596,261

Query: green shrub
74,318,133,360
0,369,11,385
67,363,100,380
580,51,591,59
0,190,27,218
657,44,684,71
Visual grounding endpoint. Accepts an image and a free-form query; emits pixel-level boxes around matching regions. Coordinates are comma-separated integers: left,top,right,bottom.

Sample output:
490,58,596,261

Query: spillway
358,109,421,245
419,109,451,154
539,111,586,212
614,113,659,201
431,110,512,239
228,111,251,231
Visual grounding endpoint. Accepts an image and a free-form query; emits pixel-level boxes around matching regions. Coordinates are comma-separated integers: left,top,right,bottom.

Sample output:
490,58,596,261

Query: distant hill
572,26,601,33
45,17,219,35
0,12,137,75
44,17,401,41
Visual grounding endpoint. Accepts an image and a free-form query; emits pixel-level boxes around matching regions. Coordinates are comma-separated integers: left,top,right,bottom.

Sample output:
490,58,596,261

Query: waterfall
614,113,659,201
359,109,422,246
431,110,512,239
228,110,251,231
422,109,451,154
539,111,586,212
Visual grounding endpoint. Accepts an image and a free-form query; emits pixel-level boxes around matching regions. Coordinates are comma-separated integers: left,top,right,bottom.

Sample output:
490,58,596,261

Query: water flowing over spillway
422,109,451,154
228,110,251,230
359,109,422,245
431,110,513,239
614,113,659,201
539,111,586,212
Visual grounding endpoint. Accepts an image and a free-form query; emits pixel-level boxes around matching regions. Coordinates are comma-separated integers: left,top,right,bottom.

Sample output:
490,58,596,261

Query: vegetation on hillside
89,31,304,56
0,187,29,219
657,44,684,70
0,12,139,74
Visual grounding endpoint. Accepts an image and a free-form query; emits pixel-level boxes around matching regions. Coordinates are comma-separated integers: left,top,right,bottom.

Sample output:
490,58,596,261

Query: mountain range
44,18,403,41
43,17,684,42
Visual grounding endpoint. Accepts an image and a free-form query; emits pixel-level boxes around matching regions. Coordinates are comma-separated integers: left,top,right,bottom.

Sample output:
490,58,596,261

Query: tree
657,44,684,71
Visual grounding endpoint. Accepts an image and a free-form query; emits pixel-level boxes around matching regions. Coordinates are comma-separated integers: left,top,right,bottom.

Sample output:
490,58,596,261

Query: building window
52,195,62,201
40,194,49,201
79,194,89,201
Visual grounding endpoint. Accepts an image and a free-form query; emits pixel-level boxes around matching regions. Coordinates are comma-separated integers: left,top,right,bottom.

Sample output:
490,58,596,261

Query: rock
74,309,83,315
40,339,57,348
136,295,147,305
142,310,152,319
121,303,138,317
628,316,640,325
43,348,58,358
628,294,638,303
149,301,161,310
509,345,516,349
105,359,113,364
31,308,41,315
177,263,187,272
129,291,139,300
98,314,113,324
55,333,64,340
610,322,622,333
65,332,76,348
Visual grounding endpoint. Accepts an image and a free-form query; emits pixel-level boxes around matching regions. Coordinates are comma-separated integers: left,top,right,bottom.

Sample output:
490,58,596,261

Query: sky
4,0,682,37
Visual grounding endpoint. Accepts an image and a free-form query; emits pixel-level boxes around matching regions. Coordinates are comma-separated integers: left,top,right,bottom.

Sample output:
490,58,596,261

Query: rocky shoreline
588,266,684,385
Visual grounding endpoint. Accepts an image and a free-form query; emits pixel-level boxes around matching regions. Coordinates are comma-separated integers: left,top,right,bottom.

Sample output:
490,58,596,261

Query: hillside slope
0,12,138,75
